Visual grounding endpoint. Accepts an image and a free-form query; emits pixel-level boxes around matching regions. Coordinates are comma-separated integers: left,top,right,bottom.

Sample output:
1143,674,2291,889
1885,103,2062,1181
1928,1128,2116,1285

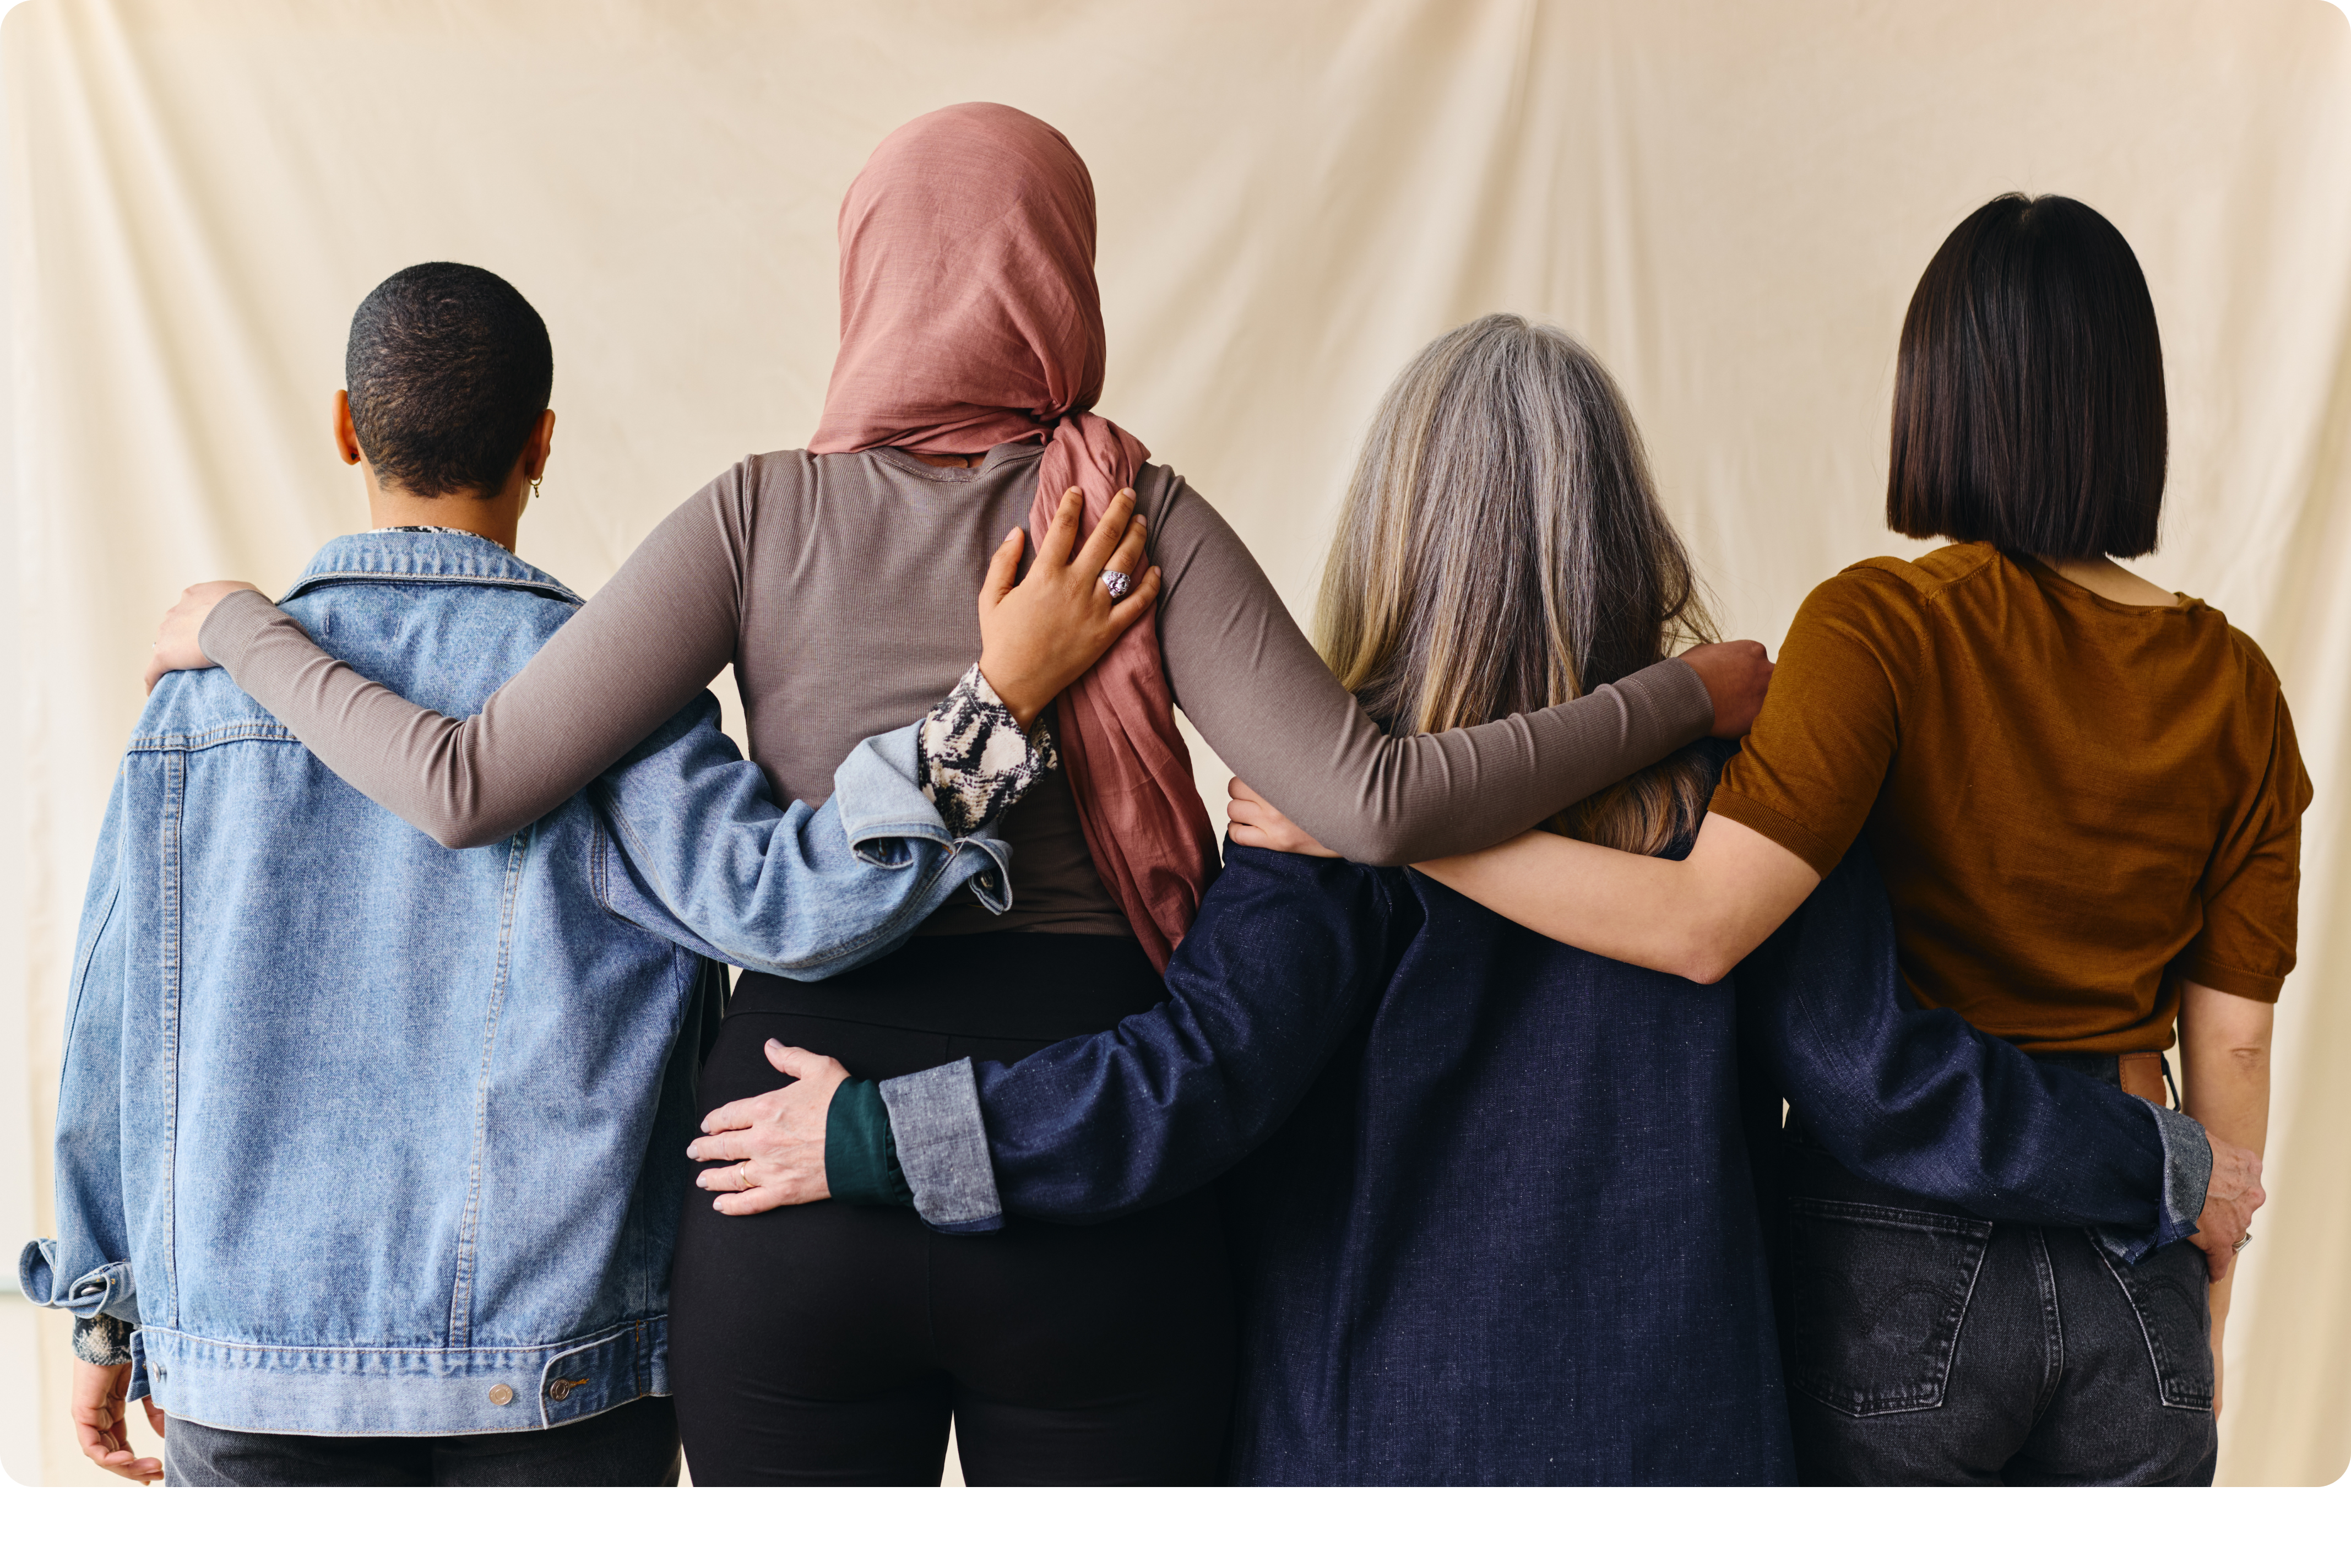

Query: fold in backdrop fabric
3,0,2346,1485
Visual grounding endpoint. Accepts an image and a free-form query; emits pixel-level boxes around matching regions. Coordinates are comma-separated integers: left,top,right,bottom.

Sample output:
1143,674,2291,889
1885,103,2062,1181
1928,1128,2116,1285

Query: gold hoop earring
530,476,542,500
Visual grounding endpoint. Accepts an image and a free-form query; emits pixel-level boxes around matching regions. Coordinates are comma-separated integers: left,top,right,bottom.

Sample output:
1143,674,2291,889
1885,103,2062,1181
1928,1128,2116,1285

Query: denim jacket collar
283,529,583,606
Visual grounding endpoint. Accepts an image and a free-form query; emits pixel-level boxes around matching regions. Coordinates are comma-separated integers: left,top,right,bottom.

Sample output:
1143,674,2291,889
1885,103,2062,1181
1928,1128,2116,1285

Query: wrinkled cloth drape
808,103,1218,967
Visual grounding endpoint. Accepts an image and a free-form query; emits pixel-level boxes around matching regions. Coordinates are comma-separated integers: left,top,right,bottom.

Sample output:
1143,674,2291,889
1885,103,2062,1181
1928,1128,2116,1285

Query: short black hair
345,263,552,499
1887,194,2167,559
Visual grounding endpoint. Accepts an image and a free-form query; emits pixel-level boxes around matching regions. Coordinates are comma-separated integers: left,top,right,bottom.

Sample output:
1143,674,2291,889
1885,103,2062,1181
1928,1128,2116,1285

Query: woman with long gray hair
747,313,2191,1482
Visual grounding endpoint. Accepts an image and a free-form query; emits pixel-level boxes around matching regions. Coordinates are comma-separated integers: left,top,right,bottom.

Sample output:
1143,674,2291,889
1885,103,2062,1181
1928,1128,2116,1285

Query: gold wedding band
2234,1229,2252,1254
739,1164,757,1191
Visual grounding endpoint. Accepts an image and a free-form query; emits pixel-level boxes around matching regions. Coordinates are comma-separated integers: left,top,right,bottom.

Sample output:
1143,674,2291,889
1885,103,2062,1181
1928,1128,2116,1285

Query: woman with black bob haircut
1316,194,2310,1485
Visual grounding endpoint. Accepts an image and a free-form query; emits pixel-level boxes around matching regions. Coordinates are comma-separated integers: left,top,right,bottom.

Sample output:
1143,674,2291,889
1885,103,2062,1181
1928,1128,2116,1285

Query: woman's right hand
2189,1130,2265,1282
977,487,1161,729
70,1358,164,1484
1678,640,1775,738
143,580,259,693
1227,778,1339,858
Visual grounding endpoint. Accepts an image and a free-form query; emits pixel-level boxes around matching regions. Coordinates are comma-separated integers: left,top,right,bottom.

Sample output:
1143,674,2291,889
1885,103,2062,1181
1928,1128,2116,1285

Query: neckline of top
2006,547,2202,616
866,442,1046,482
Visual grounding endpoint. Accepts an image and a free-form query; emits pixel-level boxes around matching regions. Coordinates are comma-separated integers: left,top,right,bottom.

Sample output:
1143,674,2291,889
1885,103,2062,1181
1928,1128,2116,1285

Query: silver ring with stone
1099,569,1133,601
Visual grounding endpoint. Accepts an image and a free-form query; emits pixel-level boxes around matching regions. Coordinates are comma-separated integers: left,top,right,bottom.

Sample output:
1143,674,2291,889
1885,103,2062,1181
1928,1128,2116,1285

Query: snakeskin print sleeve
73,1313,134,1367
917,664,1061,839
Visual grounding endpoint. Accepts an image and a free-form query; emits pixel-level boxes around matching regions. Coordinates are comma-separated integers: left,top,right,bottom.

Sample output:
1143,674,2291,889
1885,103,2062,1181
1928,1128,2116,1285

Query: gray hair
1315,314,1717,854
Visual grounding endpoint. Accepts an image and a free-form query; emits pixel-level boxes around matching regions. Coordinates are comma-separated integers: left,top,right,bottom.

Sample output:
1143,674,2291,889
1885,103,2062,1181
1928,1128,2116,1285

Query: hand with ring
2186,1128,2265,1282
686,1041,851,1216
974,485,1161,730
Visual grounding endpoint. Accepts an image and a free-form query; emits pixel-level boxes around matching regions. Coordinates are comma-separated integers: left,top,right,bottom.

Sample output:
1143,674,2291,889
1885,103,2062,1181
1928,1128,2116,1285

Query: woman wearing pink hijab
154,104,1769,1483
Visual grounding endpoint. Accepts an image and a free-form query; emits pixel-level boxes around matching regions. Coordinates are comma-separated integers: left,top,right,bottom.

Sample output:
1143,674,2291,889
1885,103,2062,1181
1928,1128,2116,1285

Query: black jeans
164,1396,681,1486
1779,1130,2216,1485
669,936,1237,1486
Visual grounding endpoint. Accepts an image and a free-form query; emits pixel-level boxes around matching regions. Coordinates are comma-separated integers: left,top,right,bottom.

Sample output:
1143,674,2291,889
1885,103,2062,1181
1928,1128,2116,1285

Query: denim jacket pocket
1784,1197,1992,1417
2096,1239,2213,1412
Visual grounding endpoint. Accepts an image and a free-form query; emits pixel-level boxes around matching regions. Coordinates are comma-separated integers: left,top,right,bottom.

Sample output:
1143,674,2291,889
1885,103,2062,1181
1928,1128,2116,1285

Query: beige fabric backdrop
3,0,2345,1487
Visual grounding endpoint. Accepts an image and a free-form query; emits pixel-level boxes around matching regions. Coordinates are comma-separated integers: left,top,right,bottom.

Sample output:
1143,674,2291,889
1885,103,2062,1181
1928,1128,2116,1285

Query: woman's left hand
686,1042,848,1215
976,486,1161,729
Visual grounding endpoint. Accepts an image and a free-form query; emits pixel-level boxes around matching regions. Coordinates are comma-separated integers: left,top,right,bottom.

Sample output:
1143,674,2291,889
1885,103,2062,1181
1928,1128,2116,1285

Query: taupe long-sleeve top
201,444,1715,938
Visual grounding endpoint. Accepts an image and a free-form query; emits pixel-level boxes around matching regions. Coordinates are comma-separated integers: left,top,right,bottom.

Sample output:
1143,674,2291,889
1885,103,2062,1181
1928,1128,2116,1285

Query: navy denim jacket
19,530,1014,1437
881,842,2209,1257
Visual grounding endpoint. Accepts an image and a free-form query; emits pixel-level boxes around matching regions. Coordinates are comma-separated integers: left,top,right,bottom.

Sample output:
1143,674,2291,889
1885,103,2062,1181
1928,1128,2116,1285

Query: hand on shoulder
144,580,260,693
1678,640,1774,738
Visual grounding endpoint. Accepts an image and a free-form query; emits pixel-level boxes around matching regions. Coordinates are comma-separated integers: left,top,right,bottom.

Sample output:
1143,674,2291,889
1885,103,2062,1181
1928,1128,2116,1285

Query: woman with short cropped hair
1404,196,2307,1485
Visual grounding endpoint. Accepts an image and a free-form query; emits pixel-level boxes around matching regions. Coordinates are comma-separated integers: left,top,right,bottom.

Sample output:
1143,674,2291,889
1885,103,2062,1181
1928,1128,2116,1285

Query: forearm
2184,991,2267,1371
593,701,1016,978
199,498,742,847
1146,475,1713,865
872,849,1391,1230
2178,983,2271,1158
1420,811,1817,983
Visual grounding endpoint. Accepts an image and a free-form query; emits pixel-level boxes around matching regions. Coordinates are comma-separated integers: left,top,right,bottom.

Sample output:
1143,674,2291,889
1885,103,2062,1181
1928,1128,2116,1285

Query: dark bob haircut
1887,194,2166,560
346,262,552,500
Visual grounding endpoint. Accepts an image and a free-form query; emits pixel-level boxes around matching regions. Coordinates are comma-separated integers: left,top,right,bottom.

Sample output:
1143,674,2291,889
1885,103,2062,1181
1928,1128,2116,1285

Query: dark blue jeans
164,1395,681,1486
1779,1131,2216,1486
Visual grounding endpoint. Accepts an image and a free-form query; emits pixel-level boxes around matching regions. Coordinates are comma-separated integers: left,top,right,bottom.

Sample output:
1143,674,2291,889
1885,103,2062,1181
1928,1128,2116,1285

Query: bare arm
1413,810,1821,983
1139,472,1766,866
2176,980,2272,1413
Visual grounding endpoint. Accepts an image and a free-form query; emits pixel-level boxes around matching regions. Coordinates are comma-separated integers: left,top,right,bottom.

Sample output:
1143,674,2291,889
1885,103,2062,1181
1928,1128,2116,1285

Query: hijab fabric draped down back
809,103,1217,967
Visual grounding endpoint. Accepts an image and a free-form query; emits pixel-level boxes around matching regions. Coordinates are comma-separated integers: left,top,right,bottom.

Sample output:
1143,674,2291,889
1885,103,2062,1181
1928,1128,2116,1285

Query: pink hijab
809,103,1217,969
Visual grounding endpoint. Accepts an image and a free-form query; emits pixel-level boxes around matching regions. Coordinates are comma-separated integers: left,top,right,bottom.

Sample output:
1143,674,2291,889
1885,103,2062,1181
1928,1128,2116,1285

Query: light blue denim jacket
17,530,1013,1437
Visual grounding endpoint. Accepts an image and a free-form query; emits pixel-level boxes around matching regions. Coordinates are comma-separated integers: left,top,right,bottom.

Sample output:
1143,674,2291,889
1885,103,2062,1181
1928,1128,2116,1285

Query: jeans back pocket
2097,1240,2213,1412
1784,1198,1992,1417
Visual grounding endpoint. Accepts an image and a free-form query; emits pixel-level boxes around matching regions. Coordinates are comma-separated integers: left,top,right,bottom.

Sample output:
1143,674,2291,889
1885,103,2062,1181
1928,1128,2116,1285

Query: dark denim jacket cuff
824,1079,914,1207
877,1059,1005,1234
2148,1102,2213,1249
2091,1102,2213,1265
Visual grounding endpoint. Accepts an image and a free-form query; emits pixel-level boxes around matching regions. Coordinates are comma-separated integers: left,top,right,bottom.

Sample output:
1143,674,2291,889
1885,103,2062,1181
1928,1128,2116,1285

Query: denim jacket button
487,1383,514,1407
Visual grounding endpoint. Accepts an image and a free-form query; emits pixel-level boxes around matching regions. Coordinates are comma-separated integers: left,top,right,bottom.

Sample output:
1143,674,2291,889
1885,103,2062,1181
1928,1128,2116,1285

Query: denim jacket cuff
2089,1103,2212,1265
833,725,1017,910
20,1242,143,1365
2148,1102,2213,1250
877,1059,1005,1234
915,663,1060,839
